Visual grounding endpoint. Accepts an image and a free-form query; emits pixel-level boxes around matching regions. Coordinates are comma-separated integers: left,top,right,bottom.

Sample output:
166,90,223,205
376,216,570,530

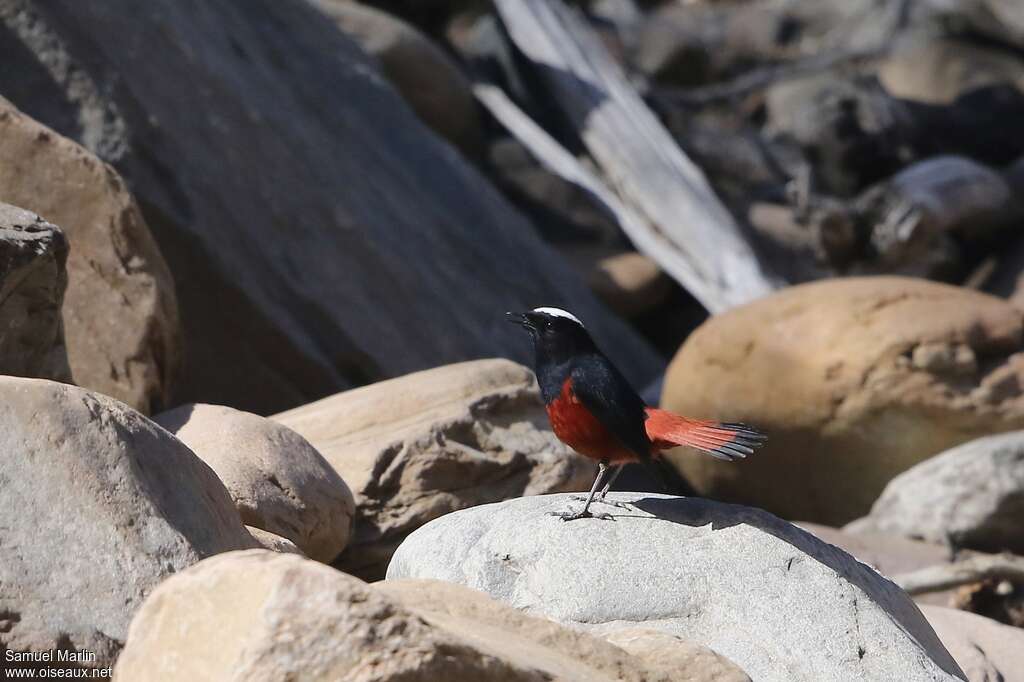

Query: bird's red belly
546,379,638,463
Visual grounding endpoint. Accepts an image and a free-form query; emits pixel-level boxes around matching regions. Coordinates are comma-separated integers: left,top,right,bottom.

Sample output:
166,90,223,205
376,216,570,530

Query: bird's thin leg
570,464,631,509
549,462,614,521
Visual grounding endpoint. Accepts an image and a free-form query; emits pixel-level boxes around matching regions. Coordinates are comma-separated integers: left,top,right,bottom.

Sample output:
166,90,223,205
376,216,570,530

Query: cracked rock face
0,100,180,414
662,276,1024,524
0,202,71,383
155,403,355,563
845,431,1024,553
0,377,254,670
274,359,595,580
387,493,965,682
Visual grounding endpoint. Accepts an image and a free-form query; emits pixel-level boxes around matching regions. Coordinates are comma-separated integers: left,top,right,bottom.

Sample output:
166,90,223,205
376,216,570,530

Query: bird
508,306,765,521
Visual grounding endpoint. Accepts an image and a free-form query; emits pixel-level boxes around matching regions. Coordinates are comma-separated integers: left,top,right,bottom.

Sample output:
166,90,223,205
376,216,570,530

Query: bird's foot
569,495,632,510
546,507,614,522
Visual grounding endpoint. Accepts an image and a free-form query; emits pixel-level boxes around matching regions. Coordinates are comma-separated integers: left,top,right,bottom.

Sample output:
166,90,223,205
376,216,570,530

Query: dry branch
892,553,1024,595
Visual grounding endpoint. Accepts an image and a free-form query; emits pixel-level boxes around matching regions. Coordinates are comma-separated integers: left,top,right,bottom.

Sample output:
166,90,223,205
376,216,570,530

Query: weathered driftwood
893,553,1024,595
492,0,777,313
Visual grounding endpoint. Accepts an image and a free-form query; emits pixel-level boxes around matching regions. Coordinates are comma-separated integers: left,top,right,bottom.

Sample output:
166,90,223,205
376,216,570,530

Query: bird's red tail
644,408,766,462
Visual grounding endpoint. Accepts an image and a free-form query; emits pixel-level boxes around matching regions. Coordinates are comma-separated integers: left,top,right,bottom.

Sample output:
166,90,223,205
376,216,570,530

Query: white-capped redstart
509,306,765,520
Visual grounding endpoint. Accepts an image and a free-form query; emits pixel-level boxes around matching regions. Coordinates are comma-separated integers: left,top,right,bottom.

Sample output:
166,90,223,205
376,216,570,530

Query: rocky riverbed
3,0,1024,680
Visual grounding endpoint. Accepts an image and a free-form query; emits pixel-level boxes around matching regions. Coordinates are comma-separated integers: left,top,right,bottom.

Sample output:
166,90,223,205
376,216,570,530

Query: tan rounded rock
662,276,1024,524
0,99,180,414
246,526,304,556
156,403,355,563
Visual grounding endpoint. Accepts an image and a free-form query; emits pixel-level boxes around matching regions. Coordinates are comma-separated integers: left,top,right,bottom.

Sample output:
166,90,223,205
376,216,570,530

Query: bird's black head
507,307,597,366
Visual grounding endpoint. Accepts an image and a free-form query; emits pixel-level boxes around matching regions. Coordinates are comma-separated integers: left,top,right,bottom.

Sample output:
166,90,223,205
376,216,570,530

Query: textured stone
0,377,254,669
603,629,751,682
156,403,355,562
845,431,1024,554
246,526,304,556
0,99,179,413
275,359,594,579
388,493,966,682
115,549,734,682
0,202,70,383
0,0,659,414
662,276,1024,524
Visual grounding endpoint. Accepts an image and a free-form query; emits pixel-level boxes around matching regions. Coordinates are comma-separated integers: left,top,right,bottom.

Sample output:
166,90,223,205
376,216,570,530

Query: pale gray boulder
0,377,255,669
845,431,1024,553
388,493,966,682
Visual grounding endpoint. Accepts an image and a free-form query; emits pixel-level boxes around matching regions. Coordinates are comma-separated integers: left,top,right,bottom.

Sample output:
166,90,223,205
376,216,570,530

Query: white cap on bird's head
530,307,584,327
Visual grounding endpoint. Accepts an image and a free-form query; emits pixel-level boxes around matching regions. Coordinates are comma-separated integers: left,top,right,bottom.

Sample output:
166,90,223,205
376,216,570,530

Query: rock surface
662,276,1024,524
0,377,254,669
844,431,1024,554
314,0,483,159
155,403,355,562
602,629,751,682
275,359,594,579
921,605,1024,682
0,99,179,414
0,203,71,383
388,493,966,682
246,526,304,556
115,549,740,682
0,0,659,414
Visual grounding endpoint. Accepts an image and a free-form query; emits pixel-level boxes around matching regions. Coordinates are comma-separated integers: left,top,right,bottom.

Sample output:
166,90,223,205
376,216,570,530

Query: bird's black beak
506,311,535,330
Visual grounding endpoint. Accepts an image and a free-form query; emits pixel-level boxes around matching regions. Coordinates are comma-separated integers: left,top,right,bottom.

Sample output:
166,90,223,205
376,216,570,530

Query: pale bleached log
492,0,777,313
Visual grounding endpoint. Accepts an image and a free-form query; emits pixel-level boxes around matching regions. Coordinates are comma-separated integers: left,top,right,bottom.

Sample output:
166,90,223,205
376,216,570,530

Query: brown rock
312,0,483,159
0,100,179,413
880,38,1024,104
246,526,305,556
115,549,743,682
603,629,751,682
564,247,673,318
274,359,595,579
662,276,1024,524
921,605,1024,682
0,203,71,383
155,403,355,563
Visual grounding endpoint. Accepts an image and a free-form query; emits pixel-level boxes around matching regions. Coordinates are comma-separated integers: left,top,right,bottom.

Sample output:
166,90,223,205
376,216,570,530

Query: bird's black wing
569,354,652,460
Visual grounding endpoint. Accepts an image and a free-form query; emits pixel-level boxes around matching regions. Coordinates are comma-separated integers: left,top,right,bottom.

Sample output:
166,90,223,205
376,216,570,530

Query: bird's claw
546,508,615,522
569,495,632,510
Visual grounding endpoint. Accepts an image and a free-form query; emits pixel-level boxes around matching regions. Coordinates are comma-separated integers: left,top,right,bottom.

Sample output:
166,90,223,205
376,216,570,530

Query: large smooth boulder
921,605,1024,682
388,493,966,682
313,0,483,159
662,276,1024,524
0,377,255,669
0,203,71,383
275,359,594,579
155,403,355,562
845,432,1024,554
0,100,179,414
0,0,660,415
114,549,740,681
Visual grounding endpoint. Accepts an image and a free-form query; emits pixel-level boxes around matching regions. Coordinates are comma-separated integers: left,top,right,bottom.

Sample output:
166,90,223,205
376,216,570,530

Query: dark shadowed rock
0,0,660,414
0,203,70,383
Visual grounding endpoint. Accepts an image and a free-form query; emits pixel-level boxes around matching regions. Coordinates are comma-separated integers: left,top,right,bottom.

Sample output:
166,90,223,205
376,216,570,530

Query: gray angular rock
0,0,659,414
0,203,71,383
0,377,255,669
845,432,1024,553
275,359,595,580
387,493,966,682
155,403,355,563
